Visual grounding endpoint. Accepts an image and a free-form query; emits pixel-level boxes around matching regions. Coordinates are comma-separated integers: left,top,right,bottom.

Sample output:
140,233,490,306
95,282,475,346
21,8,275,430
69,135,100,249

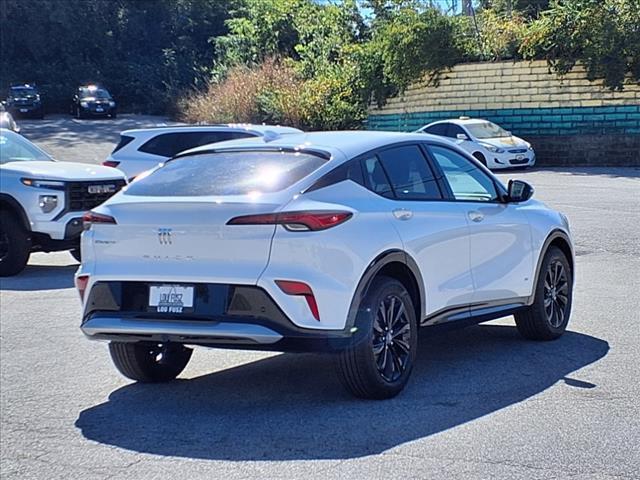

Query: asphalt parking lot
1,116,639,479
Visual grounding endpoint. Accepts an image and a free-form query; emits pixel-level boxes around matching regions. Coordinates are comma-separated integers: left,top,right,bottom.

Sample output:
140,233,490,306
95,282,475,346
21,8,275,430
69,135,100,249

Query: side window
362,156,393,198
377,145,442,200
429,145,498,202
424,123,447,136
138,133,186,157
447,124,466,139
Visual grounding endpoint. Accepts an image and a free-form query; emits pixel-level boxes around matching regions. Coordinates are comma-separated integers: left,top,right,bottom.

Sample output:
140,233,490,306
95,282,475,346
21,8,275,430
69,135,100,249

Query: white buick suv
77,131,573,399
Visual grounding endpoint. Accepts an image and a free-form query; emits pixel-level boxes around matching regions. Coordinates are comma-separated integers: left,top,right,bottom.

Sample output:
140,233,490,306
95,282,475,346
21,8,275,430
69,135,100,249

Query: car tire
472,151,487,166
515,246,573,341
70,248,81,263
109,342,193,383
0,211,31,277
336,276,418,399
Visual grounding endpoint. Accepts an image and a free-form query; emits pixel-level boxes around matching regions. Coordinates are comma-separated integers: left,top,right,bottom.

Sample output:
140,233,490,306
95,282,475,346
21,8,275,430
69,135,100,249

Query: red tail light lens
275,280,320,321
228,211,352,231
76,274,90,301
82,211,117,230
102,160,120,168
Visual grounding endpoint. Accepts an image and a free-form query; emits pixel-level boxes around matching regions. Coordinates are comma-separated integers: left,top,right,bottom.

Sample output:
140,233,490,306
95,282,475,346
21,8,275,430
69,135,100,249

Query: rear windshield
125,150,327,196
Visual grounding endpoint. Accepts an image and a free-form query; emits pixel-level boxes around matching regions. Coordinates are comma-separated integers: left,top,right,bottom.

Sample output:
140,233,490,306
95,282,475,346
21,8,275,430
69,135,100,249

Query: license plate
149,284,194,313
20,108,28,113
516,154,524,160
96,107,104,112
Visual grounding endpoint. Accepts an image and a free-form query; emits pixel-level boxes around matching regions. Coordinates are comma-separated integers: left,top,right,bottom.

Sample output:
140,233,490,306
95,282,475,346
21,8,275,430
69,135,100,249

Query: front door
427,144,535,304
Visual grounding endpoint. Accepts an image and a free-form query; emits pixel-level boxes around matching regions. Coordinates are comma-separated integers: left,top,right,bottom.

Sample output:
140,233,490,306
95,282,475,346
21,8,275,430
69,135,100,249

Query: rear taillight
228,211,352,232
275,280,320,321
82,211,116,230
76,274,90,301
102,160,120,168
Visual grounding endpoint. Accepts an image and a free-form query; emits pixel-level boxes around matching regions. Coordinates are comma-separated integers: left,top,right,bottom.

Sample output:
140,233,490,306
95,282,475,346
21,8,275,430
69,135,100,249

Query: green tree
520,0,640,90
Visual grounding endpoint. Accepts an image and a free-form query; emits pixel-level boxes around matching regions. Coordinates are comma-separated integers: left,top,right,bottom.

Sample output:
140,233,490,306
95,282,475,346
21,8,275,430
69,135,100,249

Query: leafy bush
520,0,640,90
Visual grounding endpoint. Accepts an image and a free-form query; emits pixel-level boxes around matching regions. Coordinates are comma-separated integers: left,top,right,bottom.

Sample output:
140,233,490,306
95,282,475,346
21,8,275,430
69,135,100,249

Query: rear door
426,144,535,303
364,144,475,319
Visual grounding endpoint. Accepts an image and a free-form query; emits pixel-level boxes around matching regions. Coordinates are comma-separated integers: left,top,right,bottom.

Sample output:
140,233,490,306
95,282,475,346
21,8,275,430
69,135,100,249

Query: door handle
393,208,413,221
468,211,484,222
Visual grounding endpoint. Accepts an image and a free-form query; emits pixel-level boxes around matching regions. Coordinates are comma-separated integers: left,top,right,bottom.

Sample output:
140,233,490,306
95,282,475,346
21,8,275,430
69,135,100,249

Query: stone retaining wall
367,60,640,166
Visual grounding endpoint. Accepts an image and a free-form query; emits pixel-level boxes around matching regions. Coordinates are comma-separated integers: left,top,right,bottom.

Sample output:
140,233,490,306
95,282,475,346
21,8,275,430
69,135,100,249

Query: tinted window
125,150,327,197
377,145,442,200
362,156,393,198
424,123,447,136
447,124,466,138
307,159,364,192
429,145,498,202
465,121,510,139
138,131,255,157
112,135,135,154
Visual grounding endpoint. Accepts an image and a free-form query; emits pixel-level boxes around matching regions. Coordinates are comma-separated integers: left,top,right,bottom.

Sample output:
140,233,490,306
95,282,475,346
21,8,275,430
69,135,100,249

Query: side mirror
456,133,468,141
508,180,534,202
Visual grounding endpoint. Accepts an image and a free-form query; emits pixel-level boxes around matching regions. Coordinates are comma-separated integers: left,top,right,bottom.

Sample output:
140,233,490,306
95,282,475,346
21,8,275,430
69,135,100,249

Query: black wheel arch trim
527,229,574,305
345,249,425,332
0,194,31,231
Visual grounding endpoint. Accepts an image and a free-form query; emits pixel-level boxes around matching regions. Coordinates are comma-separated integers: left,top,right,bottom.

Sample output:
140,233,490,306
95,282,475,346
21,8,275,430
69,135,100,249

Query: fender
345,249,426,332
0,193,31,231
527,229,574,305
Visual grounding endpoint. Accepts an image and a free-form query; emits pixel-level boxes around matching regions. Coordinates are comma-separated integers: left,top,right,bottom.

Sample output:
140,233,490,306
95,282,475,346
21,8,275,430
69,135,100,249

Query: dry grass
180,59,305,127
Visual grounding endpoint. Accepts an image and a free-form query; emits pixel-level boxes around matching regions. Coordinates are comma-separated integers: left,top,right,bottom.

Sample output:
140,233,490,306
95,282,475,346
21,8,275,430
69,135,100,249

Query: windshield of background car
125,150,328,197
0,132,53,164
10,87,37,97
465,122,510,139
80,88,111,99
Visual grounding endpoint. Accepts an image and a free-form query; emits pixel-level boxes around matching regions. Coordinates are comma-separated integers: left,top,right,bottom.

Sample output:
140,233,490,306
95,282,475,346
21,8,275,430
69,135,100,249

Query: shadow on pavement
0,263,76,291
76,325,608,461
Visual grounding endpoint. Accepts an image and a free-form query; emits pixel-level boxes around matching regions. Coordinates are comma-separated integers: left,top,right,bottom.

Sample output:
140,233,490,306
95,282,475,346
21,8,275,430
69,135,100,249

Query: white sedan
417,117,535,169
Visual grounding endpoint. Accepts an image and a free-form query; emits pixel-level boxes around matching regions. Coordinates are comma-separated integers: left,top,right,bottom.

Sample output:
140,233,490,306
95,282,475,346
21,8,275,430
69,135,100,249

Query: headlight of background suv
80,101,89,108
21,178,66,190
108,101,115,107
39,195,58,213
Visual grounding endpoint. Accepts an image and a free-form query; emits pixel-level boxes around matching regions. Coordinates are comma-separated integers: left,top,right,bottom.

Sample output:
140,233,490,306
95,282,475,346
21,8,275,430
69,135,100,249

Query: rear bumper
80,281,355,352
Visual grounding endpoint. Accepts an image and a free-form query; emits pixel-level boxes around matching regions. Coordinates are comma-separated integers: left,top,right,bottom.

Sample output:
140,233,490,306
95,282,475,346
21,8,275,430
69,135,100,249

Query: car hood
3,161,126,181
479,136,528,148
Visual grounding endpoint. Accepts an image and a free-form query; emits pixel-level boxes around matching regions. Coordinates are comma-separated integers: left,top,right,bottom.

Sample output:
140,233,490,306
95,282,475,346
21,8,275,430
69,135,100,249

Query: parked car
417,117,535,169
104,124,303,179
77,131,574,399
0,129,126,276
0,104,20,133
5,84,44,119
71,85,117,119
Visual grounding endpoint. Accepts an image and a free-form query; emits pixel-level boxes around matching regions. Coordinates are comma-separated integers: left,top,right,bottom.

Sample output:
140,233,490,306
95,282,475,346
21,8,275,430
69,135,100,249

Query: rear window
138,131,256,158
125,150,328,197
112,135,135,154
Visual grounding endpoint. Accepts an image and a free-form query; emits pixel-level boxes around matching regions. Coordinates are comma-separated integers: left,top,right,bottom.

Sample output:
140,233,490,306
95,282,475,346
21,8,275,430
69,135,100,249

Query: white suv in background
77,131,573,399
104,124,303,179
0,129,126,276
417,117,536,169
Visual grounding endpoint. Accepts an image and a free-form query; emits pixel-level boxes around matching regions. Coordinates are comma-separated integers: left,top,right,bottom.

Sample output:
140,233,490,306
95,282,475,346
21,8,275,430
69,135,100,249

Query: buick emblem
158,228,172,245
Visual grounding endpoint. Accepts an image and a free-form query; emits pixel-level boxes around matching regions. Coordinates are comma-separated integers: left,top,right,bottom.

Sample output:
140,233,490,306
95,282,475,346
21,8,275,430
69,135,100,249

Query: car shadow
75,325,608,461
0,264,76,291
